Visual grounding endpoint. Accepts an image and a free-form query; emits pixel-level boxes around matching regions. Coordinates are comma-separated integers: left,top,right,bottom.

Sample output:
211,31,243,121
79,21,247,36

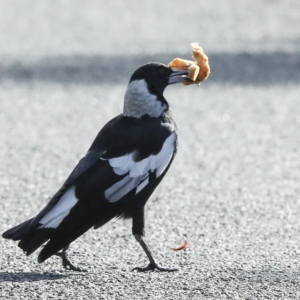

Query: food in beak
168,43,210,85
168,69,191,84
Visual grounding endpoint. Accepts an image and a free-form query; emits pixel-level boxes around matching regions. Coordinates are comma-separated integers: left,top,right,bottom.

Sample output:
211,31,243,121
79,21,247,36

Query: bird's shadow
0,271,69,282
1,267,299,284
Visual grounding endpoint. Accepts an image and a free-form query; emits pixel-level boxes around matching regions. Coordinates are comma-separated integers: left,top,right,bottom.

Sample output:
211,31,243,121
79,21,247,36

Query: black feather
19,228,54,256
2,218,34,240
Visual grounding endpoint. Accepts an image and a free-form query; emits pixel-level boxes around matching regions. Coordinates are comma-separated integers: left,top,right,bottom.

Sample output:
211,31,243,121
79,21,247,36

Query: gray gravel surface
1,1,300,299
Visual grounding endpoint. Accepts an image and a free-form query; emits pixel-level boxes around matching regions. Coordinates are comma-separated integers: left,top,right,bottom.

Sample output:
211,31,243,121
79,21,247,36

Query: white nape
104,133,176,202
39,186,78,228
123,79,167,118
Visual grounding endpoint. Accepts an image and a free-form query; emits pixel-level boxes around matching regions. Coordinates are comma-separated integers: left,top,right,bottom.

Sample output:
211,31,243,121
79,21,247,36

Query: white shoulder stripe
155,133,176,176
104,133,176,202
108,133,176,178
39,186,78,228
105,175,142,202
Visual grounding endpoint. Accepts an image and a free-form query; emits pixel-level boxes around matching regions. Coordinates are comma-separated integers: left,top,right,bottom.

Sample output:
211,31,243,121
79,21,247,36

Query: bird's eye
159,68,166,74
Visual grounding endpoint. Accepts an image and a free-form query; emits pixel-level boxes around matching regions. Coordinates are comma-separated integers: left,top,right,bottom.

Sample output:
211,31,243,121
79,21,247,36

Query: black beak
168,68,192,85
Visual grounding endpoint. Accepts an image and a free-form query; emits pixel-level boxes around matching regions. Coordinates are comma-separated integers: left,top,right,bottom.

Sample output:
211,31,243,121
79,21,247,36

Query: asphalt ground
1,1,300,299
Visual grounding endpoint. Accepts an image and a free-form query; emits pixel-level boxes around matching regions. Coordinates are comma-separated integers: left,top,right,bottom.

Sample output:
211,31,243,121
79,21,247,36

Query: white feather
129,156,150,177
39,186,78,228
155,134,176,176
104,133,176,202
109,154,130,168
105,175,141,202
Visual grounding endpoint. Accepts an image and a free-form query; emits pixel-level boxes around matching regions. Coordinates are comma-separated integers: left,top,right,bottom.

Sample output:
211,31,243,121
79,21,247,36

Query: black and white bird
3,63,191,272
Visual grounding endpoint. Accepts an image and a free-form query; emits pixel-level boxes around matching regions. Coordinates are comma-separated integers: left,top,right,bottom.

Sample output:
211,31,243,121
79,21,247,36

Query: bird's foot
55,252,86,272
132,262,178,272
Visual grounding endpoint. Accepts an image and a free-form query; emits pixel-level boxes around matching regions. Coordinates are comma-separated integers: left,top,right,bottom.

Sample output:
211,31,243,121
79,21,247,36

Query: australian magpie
2,63,191,272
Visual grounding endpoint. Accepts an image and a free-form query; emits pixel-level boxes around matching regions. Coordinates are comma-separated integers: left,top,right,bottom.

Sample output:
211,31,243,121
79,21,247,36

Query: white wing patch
104,133,176,203
39,186,78,228
104,175,142,202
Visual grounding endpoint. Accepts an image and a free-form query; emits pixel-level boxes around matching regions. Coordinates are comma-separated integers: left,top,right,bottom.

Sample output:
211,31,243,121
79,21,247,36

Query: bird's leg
132,235,178,272
131,208,178,272
55,244,84,272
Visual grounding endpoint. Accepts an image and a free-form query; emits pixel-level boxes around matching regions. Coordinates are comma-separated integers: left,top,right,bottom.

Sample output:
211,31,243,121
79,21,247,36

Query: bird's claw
131,263,178,272
56,252,86,272
61,258,85,272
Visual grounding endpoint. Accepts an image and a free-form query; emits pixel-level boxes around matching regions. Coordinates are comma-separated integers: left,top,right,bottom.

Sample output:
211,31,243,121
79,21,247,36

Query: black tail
2,218,34,240
2,219,54,256
2,186,68,257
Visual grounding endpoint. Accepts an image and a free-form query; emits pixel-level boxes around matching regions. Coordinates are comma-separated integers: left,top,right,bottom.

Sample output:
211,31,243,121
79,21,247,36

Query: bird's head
123,63,191,118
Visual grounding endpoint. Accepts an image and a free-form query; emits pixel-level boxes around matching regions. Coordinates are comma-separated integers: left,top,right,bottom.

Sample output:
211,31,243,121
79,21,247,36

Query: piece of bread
168,43,210,85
